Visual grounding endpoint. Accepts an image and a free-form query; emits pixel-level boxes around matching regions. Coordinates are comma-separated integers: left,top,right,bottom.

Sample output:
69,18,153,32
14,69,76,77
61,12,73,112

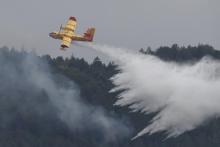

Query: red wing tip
69,16,76,21
61,44,68,48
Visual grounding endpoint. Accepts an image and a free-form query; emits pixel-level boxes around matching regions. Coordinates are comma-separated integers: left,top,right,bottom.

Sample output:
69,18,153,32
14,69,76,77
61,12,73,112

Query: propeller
59,24,63,33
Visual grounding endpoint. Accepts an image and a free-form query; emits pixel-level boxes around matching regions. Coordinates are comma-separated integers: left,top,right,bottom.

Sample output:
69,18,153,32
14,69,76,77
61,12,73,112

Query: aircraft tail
84,28,95,41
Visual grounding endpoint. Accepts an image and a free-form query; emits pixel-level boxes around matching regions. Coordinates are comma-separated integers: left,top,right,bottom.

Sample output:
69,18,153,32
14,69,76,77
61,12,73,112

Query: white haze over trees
0,50,131,142
86,43,220,139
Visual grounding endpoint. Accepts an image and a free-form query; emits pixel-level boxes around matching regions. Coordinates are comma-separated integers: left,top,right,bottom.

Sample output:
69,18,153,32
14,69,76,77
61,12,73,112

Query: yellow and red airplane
49,16,95,50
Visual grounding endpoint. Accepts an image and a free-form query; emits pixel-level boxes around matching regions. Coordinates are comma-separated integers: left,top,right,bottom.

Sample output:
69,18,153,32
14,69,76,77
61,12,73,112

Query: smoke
84,43,220,139
0,49,131,142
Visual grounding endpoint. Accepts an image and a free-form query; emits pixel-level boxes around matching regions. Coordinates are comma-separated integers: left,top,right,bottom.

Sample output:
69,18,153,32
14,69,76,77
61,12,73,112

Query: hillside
0,44,220,147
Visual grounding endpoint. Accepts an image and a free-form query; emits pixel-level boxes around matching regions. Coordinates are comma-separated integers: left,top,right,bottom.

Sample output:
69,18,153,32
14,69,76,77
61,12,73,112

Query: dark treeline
140,44,220,62
1,44,220,147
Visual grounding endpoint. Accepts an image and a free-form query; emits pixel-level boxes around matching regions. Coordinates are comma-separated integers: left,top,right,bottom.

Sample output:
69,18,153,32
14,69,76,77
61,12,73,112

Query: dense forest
1,44,220,147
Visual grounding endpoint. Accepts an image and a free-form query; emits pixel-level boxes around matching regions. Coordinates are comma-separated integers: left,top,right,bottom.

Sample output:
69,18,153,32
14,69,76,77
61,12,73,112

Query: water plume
84,43,220,139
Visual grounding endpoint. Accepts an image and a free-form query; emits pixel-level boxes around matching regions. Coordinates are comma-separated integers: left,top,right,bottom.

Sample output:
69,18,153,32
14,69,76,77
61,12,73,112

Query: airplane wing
63,16,77,32
61,36,72,49
60,17,77,49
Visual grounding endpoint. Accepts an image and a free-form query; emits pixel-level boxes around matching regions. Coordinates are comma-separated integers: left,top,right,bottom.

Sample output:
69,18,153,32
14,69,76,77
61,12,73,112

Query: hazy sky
0,0,219,62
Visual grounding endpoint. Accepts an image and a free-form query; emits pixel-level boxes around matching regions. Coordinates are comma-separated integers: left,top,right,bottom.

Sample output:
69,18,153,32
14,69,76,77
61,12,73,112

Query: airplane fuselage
49,32,74,40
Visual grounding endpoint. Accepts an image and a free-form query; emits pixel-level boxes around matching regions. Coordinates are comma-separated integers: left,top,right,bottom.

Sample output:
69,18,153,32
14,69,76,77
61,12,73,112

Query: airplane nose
49,33,54,38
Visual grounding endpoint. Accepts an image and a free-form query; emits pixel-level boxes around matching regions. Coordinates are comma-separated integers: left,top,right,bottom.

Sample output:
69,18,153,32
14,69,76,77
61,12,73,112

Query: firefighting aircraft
49,16,95,50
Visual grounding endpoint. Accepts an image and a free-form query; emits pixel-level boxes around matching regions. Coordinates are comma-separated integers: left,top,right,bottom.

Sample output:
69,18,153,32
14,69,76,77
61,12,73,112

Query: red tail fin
84,28,95,41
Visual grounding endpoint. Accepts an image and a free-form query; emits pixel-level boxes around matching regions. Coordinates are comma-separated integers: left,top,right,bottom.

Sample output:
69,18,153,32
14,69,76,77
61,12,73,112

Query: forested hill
140,44,220,62
1,44,220,147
